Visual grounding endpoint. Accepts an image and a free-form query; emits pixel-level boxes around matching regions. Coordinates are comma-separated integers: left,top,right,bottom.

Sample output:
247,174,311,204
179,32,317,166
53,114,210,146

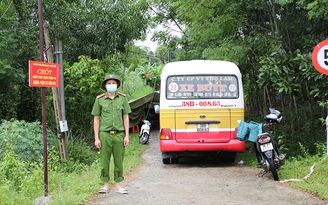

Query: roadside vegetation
237,142,328,200
0,119,327,204
1,0,328,204
0,119,148,205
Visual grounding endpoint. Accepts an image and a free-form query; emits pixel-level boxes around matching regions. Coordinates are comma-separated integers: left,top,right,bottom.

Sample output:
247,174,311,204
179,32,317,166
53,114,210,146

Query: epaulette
96,94,106,99
118,92,126,97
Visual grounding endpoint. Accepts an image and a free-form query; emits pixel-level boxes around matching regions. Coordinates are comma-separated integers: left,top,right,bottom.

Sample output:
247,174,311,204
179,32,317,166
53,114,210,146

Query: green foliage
0,119,56,162
0,120,46,202
238,148,328,199
48,147,91,174
2,0,328,201
120,132,148,173
42,0,150,63
63,56,108,138
247,106,325,159
124,74,154,100
66,134,98,166
1,0,153,124
302,0,328,18
0,129,147,204
0,148,29,191
279,155,328,199
0,60,25,120
134,63,163,90
0,0,26,120
124,44,160,69
63,55,160,138
1,0,42,122
156,46,174,64
258,48,302,95
0,0,19,60
48,131,98,171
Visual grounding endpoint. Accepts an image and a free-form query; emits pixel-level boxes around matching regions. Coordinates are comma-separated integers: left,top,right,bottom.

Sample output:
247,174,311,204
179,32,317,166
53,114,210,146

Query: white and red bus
159,60,245,164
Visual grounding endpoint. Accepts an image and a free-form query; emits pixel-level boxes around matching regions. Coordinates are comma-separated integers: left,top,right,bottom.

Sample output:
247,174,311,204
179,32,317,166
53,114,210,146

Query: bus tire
171,157,179,164
163,158,170,164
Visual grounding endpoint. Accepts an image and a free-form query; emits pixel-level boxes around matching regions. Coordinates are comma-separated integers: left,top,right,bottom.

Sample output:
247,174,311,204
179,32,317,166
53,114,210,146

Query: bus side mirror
154,105,160,114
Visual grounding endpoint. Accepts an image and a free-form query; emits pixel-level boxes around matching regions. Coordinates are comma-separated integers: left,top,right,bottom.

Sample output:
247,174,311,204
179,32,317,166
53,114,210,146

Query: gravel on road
89,129,327,205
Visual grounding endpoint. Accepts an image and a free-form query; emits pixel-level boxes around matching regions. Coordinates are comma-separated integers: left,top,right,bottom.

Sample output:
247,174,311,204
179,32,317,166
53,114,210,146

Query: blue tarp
236,121,262,142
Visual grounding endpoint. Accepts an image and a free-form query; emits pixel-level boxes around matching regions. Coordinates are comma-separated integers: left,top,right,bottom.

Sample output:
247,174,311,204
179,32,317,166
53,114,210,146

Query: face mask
106,84,117,93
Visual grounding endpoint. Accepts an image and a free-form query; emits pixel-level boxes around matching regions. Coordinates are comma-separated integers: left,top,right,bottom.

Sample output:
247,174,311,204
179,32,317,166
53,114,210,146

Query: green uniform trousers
99,131,125,182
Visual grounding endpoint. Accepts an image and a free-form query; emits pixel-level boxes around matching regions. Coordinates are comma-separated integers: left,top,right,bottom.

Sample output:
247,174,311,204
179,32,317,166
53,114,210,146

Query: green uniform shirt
91,93,131,131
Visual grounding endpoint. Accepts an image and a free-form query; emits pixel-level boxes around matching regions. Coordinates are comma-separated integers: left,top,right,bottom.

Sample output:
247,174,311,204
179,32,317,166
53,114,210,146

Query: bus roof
161,60,241,76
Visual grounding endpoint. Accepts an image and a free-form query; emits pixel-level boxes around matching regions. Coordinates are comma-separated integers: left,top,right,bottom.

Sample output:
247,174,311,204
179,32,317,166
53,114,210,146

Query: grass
46,139,328,204
280,155,328,199
0,132,148,205
1,132,327,204
49,132,148,205
236,148,328,200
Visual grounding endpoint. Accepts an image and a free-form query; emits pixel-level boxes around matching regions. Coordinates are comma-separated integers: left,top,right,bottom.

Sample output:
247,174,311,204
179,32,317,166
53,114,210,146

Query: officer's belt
107,130,123,134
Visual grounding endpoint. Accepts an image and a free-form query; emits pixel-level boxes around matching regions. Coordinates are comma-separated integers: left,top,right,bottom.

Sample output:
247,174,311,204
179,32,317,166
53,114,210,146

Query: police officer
92,74,131,194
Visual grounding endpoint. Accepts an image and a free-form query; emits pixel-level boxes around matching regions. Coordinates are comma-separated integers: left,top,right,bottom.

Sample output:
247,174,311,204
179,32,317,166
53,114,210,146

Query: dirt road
90,130,327,205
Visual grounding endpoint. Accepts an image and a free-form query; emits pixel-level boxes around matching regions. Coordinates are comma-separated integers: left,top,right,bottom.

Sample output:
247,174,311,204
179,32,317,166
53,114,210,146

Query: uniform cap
103,74,121,88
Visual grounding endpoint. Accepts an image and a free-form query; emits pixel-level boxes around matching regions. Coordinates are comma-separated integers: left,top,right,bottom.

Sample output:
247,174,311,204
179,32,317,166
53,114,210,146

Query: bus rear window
166,75,239,99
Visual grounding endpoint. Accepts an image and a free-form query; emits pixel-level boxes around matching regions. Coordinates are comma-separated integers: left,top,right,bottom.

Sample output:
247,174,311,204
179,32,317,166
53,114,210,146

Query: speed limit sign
312,39,328,75
312,39,328,155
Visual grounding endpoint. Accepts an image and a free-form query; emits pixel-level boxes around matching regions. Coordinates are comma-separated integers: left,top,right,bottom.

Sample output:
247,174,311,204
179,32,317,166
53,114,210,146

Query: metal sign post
312,39,328,155
37,0,48,197
326,116,328,155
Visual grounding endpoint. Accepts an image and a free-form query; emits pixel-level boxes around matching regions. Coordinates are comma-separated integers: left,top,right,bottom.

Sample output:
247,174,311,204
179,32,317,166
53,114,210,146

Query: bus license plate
260,143,273,152
197,124,209,132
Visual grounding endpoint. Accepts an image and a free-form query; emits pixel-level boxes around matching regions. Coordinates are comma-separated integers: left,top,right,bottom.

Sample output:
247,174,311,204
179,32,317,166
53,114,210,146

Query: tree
63,54,154,139
0,0,152,123
42,0,151,64
0,0,37,120
150,0,328,156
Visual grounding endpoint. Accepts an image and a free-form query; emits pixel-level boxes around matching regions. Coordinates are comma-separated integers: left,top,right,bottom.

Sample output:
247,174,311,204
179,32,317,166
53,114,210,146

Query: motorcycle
139,119,151,144
255,108,285,181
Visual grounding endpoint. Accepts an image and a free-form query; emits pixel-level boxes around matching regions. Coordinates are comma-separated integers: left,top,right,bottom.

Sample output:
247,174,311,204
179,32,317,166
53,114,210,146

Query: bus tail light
160,128,172,140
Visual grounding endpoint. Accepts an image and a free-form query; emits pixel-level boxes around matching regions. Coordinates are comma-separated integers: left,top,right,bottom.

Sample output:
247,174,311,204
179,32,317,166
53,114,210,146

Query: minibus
159,60,245,164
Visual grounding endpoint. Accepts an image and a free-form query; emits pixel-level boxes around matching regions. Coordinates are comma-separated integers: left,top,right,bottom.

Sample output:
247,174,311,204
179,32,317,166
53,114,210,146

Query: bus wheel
163,158,170,164
171,157,179,164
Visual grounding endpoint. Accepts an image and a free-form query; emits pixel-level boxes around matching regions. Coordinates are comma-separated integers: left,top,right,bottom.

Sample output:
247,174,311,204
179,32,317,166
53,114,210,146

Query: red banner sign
29,60,60,88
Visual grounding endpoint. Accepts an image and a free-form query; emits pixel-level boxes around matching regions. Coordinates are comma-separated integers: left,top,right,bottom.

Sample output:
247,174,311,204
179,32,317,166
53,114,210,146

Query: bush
0,119,56,162
0,148,29,191
66,131,98,165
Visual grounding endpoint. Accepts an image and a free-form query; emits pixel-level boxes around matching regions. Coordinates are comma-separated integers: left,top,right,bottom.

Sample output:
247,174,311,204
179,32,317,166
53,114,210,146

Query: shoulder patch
96,94,105,99
118,92,126,97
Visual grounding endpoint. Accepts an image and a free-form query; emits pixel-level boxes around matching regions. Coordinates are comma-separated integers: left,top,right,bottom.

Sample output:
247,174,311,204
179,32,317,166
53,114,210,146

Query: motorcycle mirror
269,107,276,113
269,107,281,115
154,105,160,114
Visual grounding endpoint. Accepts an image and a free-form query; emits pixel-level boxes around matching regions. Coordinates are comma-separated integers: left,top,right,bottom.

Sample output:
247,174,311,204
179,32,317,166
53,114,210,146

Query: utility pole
55,41,66,126
43,24,68,160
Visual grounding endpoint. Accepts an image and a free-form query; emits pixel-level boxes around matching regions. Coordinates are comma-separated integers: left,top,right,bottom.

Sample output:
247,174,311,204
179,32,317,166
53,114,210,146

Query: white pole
326,116,328,155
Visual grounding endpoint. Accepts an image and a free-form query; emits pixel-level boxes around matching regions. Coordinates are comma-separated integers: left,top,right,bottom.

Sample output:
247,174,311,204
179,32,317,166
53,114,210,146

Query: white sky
134,34,159,52
134,24,182,52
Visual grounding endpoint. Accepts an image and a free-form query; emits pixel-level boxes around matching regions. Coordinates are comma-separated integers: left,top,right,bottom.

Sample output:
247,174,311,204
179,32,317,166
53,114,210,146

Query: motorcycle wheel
139,133,149,144
268,157,279,181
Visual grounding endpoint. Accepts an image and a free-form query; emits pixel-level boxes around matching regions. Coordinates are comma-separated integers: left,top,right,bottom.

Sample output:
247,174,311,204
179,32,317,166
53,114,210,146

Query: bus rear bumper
160,139,246,153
